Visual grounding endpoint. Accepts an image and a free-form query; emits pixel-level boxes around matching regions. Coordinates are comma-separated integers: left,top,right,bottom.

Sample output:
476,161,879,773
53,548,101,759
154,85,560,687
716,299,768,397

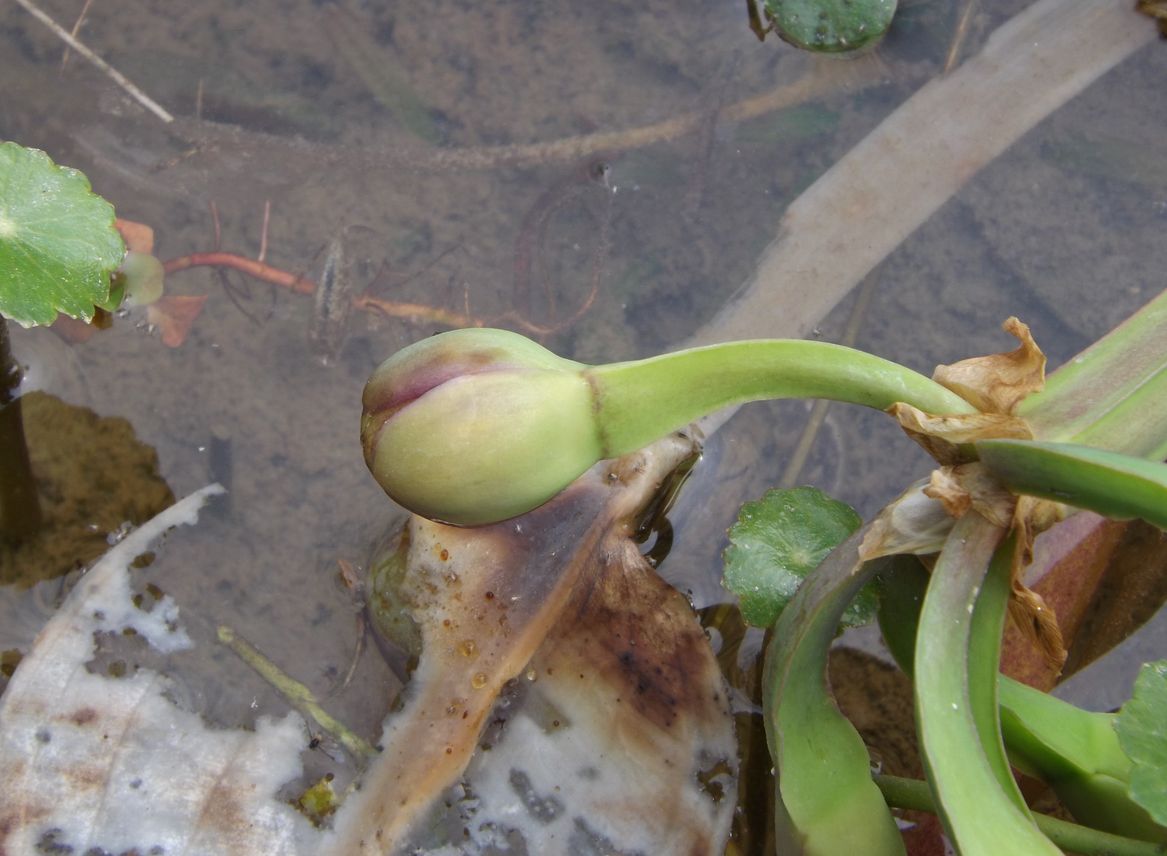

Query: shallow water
1,0,1165,831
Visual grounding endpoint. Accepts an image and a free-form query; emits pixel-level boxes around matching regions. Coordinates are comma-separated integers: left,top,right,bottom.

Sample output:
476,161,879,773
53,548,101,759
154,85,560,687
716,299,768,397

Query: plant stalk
589,340,974,458
0,318,42,544
874,774,1165,856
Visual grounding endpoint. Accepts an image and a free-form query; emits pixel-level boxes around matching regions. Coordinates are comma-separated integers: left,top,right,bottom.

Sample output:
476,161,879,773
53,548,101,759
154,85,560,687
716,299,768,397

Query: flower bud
361,328,603,525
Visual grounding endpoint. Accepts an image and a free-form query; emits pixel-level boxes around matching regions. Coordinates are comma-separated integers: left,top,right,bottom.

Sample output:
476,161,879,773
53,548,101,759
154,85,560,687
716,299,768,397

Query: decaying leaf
0,439,735,856
932,316,1046,415
859,480,954,561
888,404,1032,465
924,463,1015,526
330,433,738,853
0,485,319,856
877,318,1068,669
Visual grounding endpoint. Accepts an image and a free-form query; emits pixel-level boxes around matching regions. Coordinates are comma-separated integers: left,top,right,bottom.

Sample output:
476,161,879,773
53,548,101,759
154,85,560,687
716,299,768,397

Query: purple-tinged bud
361,328,602,525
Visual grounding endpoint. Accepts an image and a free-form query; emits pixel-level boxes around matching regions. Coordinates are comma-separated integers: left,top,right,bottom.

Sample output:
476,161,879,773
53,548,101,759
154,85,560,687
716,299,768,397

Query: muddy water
1,0,1164,799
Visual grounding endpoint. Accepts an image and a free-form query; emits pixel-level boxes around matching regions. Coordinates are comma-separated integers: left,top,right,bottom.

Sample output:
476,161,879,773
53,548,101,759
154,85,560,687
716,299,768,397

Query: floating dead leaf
331,434,737,853
0,486,318,856
932,316,1046,414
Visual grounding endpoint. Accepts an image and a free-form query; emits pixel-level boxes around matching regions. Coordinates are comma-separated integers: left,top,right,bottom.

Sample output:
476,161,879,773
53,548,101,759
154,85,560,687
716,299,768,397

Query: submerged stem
0,319,42,544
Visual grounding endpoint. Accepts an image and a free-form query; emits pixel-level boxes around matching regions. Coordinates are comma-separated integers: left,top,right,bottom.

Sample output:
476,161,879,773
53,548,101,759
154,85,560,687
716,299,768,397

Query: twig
217,625,377,760
57,0,94,73
257,200,271,263
12,0,174,123
944,0,979,74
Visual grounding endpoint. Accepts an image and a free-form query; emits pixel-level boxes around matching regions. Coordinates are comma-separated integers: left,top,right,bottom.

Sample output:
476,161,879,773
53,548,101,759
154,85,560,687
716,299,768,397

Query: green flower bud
361,328,602,526
362,328,973,527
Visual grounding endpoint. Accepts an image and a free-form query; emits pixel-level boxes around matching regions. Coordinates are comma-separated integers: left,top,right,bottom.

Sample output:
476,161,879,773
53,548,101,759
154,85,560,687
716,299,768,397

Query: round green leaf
0,142,125,327
765,0,897,53
1116,660,1167,826
722,486,865,628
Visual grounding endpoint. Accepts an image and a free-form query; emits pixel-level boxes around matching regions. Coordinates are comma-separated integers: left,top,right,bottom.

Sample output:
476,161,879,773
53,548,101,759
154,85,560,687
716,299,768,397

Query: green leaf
722,486,865,628
1116,661,1167,826
914,518,1060,855
0,142,125,327
763,0,897,53
763,531,906,855
975,439,1167,530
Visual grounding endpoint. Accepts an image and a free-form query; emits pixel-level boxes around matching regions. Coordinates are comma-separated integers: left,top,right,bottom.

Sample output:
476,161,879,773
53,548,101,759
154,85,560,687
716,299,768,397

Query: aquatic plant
361,287,1167,854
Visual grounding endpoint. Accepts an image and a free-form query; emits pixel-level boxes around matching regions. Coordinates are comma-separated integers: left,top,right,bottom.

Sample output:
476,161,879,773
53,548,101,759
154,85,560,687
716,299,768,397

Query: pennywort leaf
1116,661,1167,827
0,142,124,327
723,486,866,628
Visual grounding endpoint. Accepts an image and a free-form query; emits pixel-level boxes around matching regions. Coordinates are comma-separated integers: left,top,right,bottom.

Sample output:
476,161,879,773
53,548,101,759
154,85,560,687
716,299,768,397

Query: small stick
257,200,271,263
164,251,315,294
209,200,222,250
12,0,174,123
944,0,979,74
777,273,878,489
58,0,94,72
217,624,377,760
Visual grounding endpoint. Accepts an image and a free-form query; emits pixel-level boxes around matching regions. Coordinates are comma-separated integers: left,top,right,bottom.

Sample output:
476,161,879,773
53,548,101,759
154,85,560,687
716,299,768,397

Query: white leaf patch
0,485,321,856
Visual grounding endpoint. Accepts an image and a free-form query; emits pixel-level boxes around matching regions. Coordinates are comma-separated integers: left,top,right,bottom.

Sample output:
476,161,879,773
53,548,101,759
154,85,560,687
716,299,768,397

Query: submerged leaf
764,0,897,53
333,434,737,854
723,487,866,628
0,486,319,855
1116,660,1167,826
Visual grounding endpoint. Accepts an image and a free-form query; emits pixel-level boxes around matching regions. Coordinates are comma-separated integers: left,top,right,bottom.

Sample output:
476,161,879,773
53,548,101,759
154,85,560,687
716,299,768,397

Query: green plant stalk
874,774,1166,856
878,555,1165,843
0,318,41,544
1022,287,1167,458
914,515,1058,854
762,531,905,855
966,529,1027,812
589,340,974,457
975,439,1167,530
1000,679,1166,843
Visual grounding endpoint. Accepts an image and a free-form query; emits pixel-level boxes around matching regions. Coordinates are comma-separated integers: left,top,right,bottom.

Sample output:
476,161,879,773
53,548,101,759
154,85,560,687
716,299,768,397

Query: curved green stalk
875,774,1165,856
589,339,974,457
914,515,1058,855
879,546,1166,843
1000,680,1167,843
762,531,905,855
975,439,1167,530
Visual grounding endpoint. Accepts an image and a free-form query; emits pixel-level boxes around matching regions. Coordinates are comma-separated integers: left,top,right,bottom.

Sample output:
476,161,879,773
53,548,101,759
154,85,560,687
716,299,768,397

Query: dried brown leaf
889,403,1032,465
933,316,1046,414
924,464,1015,528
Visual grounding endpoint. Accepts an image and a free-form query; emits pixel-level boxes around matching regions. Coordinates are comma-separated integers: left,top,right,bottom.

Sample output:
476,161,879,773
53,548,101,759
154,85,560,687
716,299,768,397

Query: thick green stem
874,775,1165,856
914,515,1058,855
976,439,1167,530
763,531,905,855
588,340,974,457
0,319,42,545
